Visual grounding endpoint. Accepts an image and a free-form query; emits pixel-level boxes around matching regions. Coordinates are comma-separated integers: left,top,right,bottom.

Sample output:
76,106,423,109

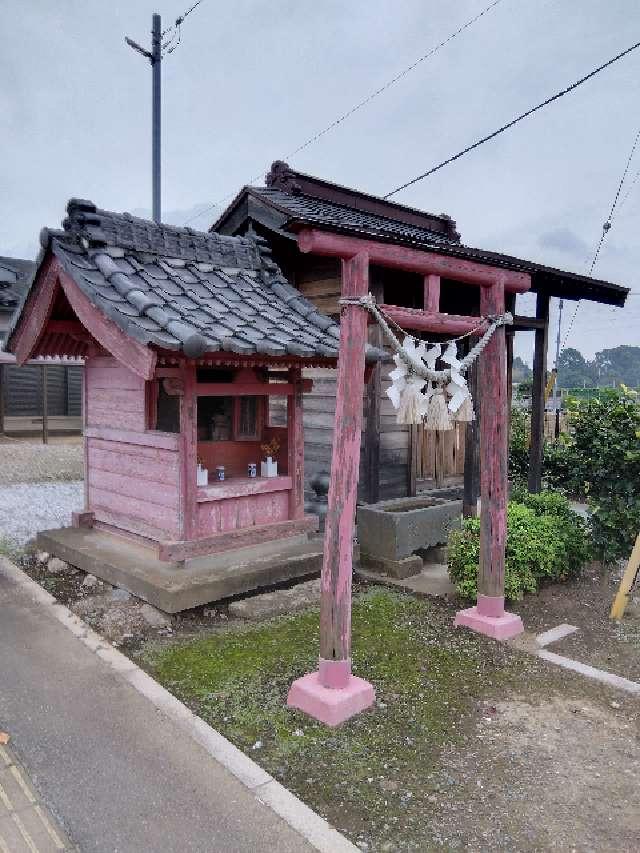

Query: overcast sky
2,0,639,364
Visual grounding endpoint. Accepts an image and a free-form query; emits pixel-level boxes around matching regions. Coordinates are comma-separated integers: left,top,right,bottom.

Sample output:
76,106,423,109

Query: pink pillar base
454,595,524,640
287,660,375,727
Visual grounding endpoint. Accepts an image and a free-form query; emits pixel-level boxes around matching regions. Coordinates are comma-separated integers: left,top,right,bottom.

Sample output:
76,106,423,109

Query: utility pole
126,13,162,223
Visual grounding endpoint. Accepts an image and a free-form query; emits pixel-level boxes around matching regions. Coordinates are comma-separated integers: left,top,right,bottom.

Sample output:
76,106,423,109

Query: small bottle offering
215,465,225,481
248,462,257,478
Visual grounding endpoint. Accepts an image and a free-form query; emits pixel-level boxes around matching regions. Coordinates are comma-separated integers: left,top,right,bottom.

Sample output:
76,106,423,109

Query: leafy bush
448,490,592,601
508,407,530,489
542,435,577,492
567,388,640,561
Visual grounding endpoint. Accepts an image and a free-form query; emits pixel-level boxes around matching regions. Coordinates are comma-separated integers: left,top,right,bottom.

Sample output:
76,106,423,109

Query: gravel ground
0,481,84,548
0,441,83,485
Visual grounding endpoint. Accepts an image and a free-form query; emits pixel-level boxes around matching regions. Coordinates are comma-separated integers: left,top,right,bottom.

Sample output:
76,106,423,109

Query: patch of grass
142,589,523,848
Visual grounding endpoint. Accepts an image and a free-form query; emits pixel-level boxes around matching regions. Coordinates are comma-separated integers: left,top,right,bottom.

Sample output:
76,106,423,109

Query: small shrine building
8,199,379,609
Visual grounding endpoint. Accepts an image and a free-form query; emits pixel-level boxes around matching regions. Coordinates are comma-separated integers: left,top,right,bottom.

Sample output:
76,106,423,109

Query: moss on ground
142,589,531,849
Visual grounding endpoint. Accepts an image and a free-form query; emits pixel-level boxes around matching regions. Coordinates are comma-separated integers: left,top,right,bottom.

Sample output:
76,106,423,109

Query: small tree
569,388,640,561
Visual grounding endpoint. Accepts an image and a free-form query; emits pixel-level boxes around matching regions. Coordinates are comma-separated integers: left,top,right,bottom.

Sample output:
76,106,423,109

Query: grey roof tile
31,200,357,363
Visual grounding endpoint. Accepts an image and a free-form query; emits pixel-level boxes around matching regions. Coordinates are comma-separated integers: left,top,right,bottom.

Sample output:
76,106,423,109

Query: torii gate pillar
287,252,375,726
454,276,524,639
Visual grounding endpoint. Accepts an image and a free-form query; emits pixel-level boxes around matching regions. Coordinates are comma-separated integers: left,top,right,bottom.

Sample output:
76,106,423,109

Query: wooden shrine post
454,276,524,639
528,293,550,492
287,252,376,726
287,367,305,519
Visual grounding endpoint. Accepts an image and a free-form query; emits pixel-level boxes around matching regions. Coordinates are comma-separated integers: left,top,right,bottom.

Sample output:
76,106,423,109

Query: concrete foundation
37,527,324,613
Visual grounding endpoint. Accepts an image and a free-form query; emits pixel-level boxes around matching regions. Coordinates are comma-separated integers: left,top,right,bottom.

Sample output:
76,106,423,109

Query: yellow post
610,533,640,621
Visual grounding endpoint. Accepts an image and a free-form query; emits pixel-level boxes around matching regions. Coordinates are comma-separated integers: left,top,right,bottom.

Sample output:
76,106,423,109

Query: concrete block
359,552,423,579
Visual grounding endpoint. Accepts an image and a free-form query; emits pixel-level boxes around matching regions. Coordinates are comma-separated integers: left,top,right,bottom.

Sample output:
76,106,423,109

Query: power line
559,121,640,353
588,123,640,275
384,38,640,199
182,0,507,226
162,1,204,56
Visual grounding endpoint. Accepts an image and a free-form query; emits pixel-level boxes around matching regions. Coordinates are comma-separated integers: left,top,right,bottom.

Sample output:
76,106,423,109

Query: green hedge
448,490,592,601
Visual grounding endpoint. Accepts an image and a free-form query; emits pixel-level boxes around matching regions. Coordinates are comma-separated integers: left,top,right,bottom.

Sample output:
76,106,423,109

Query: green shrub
567,388,640,562
508,407,530,489
448,490,592,601
543,436,577,492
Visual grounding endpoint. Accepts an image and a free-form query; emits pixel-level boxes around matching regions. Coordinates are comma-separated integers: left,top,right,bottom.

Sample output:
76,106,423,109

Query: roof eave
283,218,629,307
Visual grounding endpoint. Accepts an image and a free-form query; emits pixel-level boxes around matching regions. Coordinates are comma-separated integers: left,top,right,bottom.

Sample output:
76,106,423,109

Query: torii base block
287,659,375,727
455,595,524,640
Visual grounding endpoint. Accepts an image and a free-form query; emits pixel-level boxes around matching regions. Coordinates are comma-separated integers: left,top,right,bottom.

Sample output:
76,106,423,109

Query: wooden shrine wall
84,357,181,541
295,256,341,317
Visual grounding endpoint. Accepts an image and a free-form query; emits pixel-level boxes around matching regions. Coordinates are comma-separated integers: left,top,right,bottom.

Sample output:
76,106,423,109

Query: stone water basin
357,488,463,578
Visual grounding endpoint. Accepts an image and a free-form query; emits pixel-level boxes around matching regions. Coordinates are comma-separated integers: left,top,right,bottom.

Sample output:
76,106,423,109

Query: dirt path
430,690,639,851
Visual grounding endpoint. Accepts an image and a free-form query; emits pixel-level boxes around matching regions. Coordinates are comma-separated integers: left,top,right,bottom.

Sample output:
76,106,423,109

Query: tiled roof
29,200,353,361
0,256,34,313
219,187,628,307
249,187,460,248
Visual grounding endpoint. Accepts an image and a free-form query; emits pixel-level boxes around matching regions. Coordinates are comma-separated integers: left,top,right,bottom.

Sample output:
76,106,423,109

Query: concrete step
38,527,324,613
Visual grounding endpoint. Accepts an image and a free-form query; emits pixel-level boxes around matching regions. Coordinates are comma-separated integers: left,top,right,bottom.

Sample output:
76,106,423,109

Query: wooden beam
180,363,198,542
424,274,440,312
365,277,384,504
57,267,157,381
511,314,546,331
610,533,640,620
478,277,507,598
41,364,49,445
528,293,550,492
320,252,369,665
158,516,318,562
379,305,488,335
297,228,531,293
287,367,305,519
195,381,311,397
84,426,180,451
12,255,60,365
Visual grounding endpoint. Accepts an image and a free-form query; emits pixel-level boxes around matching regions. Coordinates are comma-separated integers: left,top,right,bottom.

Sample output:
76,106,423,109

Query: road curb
0,557,358,853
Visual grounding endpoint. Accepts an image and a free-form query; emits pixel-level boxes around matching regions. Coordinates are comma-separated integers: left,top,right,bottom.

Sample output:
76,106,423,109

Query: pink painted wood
57,268,157,380
287,367,305,520
159,516,318,562
297,229,531,293
195,381,311,397
180,363,198,541
197,475,292,502
84,426,179,451
196,490,289,537
379,305,488,335
319,252,370,667
424,274,440,312
478,277,507,601
12,255,60,365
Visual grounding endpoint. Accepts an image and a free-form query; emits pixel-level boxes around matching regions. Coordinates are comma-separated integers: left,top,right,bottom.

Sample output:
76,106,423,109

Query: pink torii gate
288,229,531,726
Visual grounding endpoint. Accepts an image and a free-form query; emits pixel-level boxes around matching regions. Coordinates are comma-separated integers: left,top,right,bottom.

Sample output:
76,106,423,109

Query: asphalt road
0,570,313,853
